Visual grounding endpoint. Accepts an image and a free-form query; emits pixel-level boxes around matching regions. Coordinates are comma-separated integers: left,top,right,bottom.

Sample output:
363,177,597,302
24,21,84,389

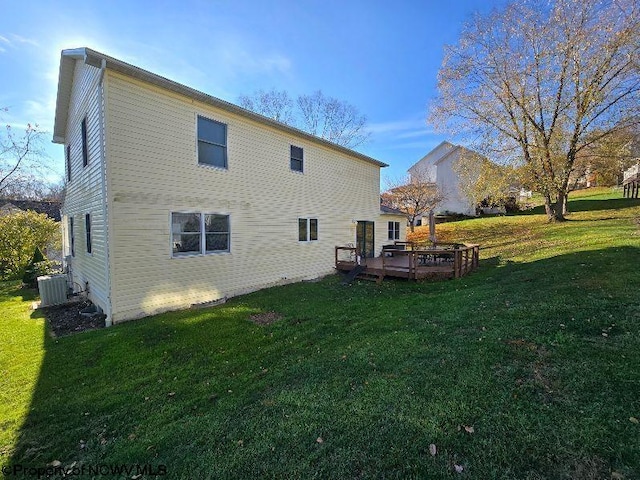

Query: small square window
290,145,303,172
198,116,227,168
298,218,318,242
388,221,400,240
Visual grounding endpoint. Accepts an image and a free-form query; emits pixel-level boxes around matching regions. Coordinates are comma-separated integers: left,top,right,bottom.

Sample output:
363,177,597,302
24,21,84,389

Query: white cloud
219,45,292,76
0,33,39,51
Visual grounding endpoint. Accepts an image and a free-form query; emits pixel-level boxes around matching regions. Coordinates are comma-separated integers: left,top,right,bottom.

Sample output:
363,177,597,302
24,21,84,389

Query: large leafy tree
430,0,640,221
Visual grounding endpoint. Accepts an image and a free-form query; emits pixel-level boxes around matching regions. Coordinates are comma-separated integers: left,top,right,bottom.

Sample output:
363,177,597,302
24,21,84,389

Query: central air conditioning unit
37,274,68,307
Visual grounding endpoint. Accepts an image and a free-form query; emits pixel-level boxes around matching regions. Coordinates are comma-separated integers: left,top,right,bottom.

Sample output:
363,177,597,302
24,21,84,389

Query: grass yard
1,188,640,479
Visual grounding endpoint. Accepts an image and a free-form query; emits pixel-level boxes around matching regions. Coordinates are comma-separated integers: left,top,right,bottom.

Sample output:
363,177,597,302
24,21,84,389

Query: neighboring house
623,161,640,198
408,141,482,217
53,47,406,325
0,199,61,221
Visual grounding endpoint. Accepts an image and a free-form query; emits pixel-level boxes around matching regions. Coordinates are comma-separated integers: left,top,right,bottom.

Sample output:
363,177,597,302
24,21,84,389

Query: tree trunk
544,194,566,222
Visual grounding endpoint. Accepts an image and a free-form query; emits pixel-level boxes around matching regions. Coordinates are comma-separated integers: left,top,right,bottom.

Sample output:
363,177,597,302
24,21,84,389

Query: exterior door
356,221,375,258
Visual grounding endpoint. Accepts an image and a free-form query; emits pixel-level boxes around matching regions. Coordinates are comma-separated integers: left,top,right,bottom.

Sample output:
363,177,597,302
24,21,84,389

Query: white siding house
53,48,405,325
408,141,483,217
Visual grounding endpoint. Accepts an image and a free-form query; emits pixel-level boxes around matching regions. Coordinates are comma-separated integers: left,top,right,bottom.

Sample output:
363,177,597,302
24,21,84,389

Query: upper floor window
197,116,227,169
290,145,303,172
298,218,318,242
172,212,230,257
81,117,88,167
65,144,71,181
388,221,400,240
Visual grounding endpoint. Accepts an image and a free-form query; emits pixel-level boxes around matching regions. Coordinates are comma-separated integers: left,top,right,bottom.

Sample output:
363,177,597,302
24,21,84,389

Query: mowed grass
2,188,640,479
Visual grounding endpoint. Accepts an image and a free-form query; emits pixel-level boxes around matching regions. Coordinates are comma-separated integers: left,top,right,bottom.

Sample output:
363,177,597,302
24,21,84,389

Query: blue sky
0,0,500,186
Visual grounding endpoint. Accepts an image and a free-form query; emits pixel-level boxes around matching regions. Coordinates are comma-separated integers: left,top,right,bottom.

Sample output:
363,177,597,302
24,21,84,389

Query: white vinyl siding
104,71,388,322
60,60,109,314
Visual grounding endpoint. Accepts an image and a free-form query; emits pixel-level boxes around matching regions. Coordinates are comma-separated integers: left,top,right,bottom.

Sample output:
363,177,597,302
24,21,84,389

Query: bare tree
382,169,445,233
430,0,640,221
296,91,369,148
238,88,295,124
239,89,370,149
0,110,47,199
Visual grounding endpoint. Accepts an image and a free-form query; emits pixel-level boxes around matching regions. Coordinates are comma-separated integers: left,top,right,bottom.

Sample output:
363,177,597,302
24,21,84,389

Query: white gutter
98,58,113,326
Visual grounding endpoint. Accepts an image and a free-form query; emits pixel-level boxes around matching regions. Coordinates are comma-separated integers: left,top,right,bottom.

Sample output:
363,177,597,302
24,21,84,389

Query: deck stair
342,264,366,285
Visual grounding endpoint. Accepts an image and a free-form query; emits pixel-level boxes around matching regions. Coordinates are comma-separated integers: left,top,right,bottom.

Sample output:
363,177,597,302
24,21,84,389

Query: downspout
97,58,113,326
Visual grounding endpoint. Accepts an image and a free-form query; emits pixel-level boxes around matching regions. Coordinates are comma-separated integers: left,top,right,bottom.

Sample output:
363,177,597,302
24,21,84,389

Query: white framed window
290,145,303,172
298,218,318,242
172,212,230,257
197,115,227,168
388,221,400,240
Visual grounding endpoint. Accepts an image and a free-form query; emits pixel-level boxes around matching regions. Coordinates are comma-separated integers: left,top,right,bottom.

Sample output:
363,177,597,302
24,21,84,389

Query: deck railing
335,243,480,280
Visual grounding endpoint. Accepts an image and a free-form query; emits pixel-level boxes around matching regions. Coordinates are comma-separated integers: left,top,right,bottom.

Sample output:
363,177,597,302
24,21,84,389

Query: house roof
380,204,406,216
408,141,485,174
0,199,61,221
53,47,388,168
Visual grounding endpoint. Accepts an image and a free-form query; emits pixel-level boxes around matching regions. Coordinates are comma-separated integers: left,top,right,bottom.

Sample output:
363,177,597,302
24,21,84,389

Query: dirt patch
249,311,282,326
38,300,106,337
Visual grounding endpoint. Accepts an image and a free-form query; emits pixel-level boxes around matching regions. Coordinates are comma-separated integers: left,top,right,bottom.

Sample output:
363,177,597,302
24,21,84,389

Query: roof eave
53,47,387,168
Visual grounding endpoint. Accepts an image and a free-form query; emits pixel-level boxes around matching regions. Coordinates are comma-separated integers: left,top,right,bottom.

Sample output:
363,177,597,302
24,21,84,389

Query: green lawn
2,189,640,479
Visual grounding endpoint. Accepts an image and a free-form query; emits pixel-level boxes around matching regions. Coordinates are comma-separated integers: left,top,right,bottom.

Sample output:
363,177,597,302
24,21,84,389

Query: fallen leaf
128,433,136,440
131,475,142,480
611,472,624,479
454,464,464,473
316,437,324,444
168,392,176,398
630,417,639,424
429,443,437,456
50,460,62,467
464,425,475,434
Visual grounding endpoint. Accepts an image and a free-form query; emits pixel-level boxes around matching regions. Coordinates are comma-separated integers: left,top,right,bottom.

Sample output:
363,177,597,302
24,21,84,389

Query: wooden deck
335,243,480,283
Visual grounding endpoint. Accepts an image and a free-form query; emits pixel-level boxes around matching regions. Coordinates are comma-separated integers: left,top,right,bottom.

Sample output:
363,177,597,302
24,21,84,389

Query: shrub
0,210,59,280
22,247,58,287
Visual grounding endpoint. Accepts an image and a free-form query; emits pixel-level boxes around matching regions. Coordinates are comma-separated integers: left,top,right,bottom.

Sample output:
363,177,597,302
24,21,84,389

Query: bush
22,247,58,288
0,210,59,280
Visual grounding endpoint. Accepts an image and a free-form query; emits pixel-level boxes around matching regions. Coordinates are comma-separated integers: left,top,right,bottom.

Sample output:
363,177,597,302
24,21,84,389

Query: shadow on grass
513,196,640,216
6,246,640,478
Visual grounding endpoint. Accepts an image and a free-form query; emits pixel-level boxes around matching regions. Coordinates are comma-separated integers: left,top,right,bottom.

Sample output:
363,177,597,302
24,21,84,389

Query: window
388,221,400,240
290,145,303,172
172,212,230,256
298,218,318,242
66,144,71,181
197,116,227,168
204,214,230,253
69,217,75,257
81,117,88,167
85,214,92,254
